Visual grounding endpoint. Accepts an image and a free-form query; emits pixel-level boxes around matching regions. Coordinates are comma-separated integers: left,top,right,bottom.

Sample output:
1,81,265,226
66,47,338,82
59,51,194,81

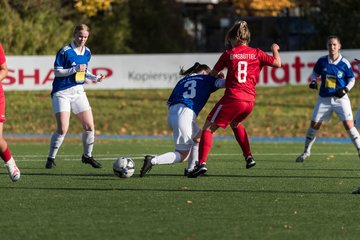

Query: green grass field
2,139,360,240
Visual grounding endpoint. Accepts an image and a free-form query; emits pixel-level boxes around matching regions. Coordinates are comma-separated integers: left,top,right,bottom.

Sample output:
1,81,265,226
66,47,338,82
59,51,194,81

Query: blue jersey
167,74,221,116
52,43,91,95
314,55,354,97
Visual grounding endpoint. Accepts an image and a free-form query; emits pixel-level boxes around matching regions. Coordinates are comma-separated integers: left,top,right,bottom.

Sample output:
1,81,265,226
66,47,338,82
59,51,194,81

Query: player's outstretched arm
271,43,281,68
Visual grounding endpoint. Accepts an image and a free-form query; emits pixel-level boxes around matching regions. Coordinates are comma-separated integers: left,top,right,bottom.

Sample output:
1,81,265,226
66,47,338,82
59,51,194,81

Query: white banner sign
4,50,360,91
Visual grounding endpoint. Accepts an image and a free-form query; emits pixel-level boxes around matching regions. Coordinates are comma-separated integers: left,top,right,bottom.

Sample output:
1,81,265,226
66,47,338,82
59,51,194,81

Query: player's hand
271,43,280,51
309,81,318,90
75,64,86,72
335,87,348,98
96,74,104,82
217,72,225,79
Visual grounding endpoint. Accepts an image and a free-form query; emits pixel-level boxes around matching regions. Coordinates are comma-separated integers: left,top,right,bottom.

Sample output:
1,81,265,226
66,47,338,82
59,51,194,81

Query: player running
188,20,281,178
139,62,225,177
295,35,360,162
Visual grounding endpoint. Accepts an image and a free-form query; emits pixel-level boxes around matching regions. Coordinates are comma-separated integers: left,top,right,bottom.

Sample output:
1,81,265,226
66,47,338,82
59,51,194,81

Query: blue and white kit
167,74,225,150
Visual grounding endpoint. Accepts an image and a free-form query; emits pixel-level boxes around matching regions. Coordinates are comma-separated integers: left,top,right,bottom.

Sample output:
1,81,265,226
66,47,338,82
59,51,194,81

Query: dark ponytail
179,62,211,76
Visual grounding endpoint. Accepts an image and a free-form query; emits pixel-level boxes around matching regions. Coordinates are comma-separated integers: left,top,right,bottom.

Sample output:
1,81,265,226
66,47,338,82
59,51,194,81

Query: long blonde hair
225,20,251,46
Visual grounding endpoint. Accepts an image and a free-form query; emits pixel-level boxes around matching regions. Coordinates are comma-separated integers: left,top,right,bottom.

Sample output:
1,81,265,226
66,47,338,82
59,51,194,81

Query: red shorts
0,88,6,122
207,96,254,128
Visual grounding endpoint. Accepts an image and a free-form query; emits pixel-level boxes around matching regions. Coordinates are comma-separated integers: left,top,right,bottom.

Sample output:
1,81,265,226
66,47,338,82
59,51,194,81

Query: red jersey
213,45,275,102
0,43,6,122
0,44,6,65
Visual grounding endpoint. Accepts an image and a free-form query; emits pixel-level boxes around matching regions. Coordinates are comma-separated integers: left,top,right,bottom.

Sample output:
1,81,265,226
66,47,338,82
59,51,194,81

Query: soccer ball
113,157,135,178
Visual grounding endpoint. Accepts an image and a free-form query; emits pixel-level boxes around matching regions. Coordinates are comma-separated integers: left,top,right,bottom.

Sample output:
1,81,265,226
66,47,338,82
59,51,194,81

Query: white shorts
168,104,200,151
311,95,353,122
52,85,91,114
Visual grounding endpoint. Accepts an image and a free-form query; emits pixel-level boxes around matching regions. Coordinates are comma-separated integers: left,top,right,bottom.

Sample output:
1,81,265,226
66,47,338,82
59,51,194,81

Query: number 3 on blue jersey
183,80,197,98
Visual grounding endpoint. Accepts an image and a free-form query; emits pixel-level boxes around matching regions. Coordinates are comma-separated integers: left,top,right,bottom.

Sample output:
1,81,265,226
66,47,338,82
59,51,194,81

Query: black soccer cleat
187,163,207,178
81,154,102,168
245,156,256,169
352,187,360,194
140,155,154,177
45,157,56,169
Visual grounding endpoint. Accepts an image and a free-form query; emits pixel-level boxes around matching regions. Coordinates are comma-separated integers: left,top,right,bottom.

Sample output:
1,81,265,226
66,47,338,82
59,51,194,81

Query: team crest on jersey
337,71,343,78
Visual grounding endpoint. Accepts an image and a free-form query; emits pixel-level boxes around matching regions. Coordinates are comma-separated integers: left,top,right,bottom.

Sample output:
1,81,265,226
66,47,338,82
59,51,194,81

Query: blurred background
1,0,360,55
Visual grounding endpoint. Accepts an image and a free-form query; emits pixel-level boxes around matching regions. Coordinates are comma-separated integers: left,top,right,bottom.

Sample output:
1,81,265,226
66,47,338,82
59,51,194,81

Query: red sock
198,130,213,165
232,124,251,158
0,147,12,162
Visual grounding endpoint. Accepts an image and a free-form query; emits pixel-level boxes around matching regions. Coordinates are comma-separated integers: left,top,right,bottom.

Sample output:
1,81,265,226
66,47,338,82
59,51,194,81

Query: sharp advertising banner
4,50,360,90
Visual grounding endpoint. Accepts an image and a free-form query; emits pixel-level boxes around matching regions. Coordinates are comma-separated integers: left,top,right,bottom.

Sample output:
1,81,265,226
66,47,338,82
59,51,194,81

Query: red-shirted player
188,20,281,178
0,43,20,182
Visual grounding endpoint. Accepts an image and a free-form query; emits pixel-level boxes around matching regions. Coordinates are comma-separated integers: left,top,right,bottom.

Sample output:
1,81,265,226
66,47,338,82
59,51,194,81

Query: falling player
140,62,225,177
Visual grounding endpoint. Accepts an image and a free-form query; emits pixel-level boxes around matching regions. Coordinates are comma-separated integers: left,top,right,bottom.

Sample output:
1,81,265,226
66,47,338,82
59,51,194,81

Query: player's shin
347,127,360,154
82,130,94,157
198,130,213,165
232,124,251,158
304,127,317,154
48,131,65,159
187,142,199,171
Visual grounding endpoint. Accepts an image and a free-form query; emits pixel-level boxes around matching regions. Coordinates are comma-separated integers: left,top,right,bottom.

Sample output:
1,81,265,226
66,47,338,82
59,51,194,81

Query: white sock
187,142,199,171
82,130,95,157
152,152,182,165
304,128,317,154
347,127,360,151
48,132,65,159
355,106,360,129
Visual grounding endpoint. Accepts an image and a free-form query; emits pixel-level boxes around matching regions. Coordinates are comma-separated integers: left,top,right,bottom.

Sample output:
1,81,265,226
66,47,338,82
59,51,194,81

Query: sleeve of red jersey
0,44,6,65
258,49,275,66
213,51,228,72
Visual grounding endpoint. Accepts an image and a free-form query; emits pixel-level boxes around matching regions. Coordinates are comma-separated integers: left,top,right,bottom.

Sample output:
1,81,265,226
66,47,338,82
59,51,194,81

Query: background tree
233,0,295,16
85,1,132,54
302,0,360,49
0,0,74,55
73,0,115,17
1,0,360,54
127,0,194,53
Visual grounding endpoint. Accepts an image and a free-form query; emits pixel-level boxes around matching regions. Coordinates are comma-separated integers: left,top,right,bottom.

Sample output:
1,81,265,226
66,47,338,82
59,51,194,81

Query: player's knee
57,128,68,135
178,150,190,162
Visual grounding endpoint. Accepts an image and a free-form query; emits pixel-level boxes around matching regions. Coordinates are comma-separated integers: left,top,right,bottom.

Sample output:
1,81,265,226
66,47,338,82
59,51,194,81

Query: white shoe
5,159,20,182
295,152,310,162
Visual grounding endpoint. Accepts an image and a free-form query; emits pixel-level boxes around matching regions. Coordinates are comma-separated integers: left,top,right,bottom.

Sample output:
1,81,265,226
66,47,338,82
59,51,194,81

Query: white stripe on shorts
210,104,223,123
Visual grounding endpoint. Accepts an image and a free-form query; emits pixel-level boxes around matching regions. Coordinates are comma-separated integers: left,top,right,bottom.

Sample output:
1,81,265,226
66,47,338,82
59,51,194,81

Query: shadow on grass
0,185,353,195
5,171,360,180
0,172,112,177
257,167,360,171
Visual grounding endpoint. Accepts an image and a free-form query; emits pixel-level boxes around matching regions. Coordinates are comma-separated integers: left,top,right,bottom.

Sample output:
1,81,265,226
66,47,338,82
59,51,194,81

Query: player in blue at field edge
140,62,225,177
296,35,360,163
45,24,104,169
